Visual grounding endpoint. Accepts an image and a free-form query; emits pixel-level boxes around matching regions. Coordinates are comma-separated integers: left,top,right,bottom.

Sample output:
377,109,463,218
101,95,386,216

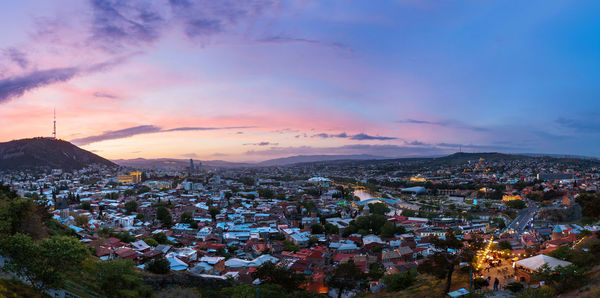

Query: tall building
190,159,195,173
118,171,142,184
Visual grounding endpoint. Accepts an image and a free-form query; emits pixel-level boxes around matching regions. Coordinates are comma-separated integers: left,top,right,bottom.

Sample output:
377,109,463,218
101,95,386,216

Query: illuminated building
502,195,522,202
118,171,142,184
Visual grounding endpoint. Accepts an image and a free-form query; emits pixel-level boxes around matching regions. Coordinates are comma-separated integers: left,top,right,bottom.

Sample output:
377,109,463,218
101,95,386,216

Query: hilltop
0,137,116,170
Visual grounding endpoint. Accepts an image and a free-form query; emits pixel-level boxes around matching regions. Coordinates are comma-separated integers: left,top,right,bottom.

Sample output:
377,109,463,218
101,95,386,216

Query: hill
114,154,387,169
0,137,116,170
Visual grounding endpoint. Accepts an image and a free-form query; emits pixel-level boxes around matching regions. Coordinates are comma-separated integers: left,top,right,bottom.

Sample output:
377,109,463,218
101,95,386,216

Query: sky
1,0,600,162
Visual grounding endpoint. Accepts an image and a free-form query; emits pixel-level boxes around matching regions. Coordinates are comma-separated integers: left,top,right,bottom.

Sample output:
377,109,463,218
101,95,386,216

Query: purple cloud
71,125,256,145
0,67,78,103
311,132,396,140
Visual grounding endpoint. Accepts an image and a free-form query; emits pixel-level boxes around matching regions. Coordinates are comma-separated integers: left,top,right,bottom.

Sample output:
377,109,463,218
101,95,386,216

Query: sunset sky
2,0,600,161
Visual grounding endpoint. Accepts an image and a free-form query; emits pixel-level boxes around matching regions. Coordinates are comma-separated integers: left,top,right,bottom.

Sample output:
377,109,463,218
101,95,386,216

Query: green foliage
283,240,300,252
152,232,170,244
531,264,587,293
219,284,286,298
209,207,220,223
116,231,136,243
156,206,173,228
137,186,151,194
238,177,255,186
251,262,306,291
75,214,89,227
311,223,324,234
94,258,151,297
577,193,600,220
343,214,389,236
0,234,90,290
308,236,319,247
368,202,390,215
327,261,366,298
145,256,171,274
0,279,44,298
144,238,159,247
497,240,512,251
79,201,91,210
548,246,598,269
515,286,556,298
258,188,274,199
505,200,526,209
382,270,416,292
505,282,524,293
180,212,193,224
124,201,138,214
324,223,339,235
136,213,146,221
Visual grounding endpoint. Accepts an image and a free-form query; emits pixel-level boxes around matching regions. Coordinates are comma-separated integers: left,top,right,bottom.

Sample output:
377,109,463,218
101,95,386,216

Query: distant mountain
0,138,116,170
114,154,387,169
256,154,387,166
112,158,253,169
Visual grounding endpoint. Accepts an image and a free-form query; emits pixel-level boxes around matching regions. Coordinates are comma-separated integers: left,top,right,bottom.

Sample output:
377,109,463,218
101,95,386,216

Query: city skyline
2,1,600,161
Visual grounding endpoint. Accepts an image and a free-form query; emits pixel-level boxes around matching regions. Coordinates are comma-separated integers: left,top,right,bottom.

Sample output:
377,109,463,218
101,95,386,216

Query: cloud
397,119,489,132
350,133,396,140
245,144,449,158
257,35,353,53
71,124,255,145
89,0,165,50
93,91,120,99
555,118,600,133
3,48,29,68
311,132,396,140
164,126,256,132
71,125,161,146
244,141,278,146
0,56,132,103
0,67,79,103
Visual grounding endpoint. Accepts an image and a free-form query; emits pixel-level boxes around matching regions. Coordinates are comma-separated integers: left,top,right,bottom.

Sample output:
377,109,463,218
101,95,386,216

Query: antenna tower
53,109,56,139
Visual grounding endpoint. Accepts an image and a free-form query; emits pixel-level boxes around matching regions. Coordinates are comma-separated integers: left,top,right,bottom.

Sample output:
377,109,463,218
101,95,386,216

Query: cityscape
2,1,600,298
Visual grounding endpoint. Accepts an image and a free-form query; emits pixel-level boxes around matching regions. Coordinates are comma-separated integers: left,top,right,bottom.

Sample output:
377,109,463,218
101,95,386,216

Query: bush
144,238,159,247
505,282,524,293
145,257,170,274
382,270,416,292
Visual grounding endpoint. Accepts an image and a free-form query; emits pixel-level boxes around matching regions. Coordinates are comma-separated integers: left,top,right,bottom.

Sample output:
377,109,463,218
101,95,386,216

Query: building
118,171,142,184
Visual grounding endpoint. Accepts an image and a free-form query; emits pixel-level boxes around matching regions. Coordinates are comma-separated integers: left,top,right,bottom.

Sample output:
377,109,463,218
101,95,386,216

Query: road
505,200,537,235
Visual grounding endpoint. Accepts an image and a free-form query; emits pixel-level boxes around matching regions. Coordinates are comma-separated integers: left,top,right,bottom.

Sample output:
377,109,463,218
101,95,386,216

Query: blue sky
1,0,600,160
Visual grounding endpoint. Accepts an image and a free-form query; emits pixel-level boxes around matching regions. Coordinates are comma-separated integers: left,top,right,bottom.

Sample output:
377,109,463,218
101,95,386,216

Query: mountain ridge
0,137,116,170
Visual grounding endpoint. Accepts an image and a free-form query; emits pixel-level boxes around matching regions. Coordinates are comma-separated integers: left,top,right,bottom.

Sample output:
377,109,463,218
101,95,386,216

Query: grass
365,271,474,298
0,279,48,298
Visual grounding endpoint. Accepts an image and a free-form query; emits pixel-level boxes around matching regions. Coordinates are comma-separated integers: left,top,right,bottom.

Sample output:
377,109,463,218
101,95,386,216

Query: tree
308,236,319,247
145,256,171,274
75,214,89,227
532,264,587,293
79,201,91,210
251,262,306,291
381,222,398,238
0,234,89,290
258,188,274,199
419,231,484,294
124,201,138,214
94,258,151,297
498,240,513,251
180,212,193,224
283,240,300,252
324,223,339,235
209,207,220,224
327,260,365,298
144,238,159,247
153,232,170,244
505,200,526,209
368,203,390,215
156,206,173,228
382,270,416,292
190,221,198,229
311,223,324,234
